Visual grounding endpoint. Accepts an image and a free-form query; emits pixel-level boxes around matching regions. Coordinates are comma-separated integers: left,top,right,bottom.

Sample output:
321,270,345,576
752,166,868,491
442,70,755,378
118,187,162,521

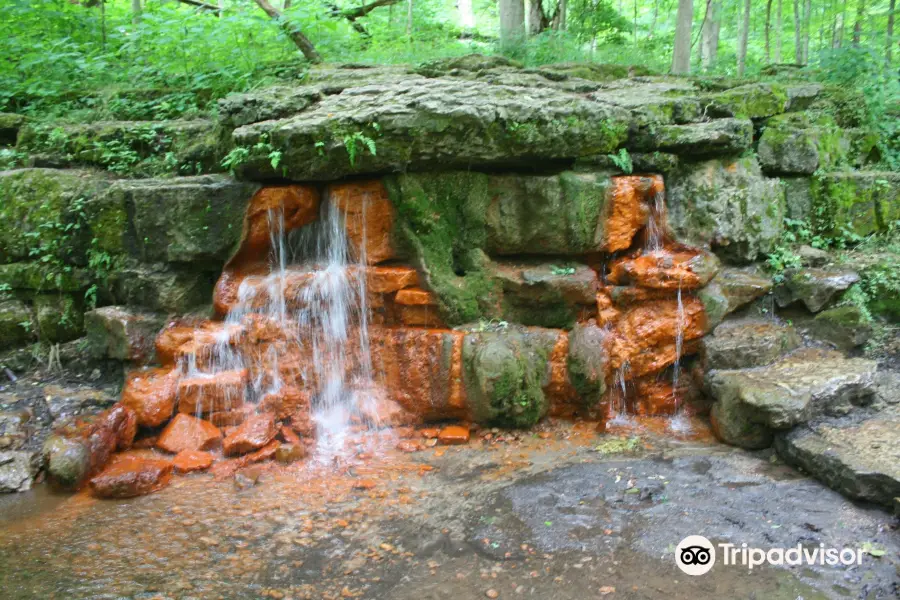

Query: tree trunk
888,0,896,64
765,0,773,63
499,0,525,47
132,0,141,25
700,0,721,71
633,0,638,45
527,0,543,35
458,0,475,30
793,0,801,63
649,0,658,38
671,0,694,74
801,0,811,63
252,0,321,62
853,0,864,45
775,0,783,61
738,0,750,76
407,0,413,39
559,0,567,31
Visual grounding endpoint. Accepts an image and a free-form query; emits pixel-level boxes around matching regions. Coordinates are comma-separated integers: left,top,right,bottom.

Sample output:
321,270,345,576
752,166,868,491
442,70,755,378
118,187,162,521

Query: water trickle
644,189,667,253
179,195,383,460
668,275,692,434
607,363,634,426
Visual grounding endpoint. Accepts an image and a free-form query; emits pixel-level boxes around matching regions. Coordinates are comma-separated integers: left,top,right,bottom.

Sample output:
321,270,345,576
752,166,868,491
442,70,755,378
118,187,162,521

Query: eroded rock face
84,306,167,363
223,413,277,456
698,268,773,330
0,451,38,493
775,405,900,508
707,349,877,449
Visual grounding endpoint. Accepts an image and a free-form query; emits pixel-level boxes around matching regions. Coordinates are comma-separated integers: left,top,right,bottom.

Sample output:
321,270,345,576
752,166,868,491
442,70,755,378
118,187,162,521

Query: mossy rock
413,54,523,77
109,263,216,313
809,305,873,350
461,326,556,428
0,169,110,264
629,118,753,155
567,321,608,405
666,156,785,263
758,113,848,175
34,293,84,343
810,172,900,238
0,113,26,145
706,83,789,119
0,262,93,293
0,299,34,349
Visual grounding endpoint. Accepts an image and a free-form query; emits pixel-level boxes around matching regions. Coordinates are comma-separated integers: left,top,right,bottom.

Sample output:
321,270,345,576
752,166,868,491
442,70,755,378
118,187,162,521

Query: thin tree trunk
765,0,773,63
649,0,659,38
559,0,567,31
132,0,141,25
406,0,413,40
252,0,321,62
853,0,865,44
100,0,107,50
671,0,694,74
499,0,525,47
793,0,801,62
633,0,638,45
888,0,896,64
700,0,720,71
458,0,475,30
775,0,783,61
738,0,750,76
801,0,811,63
527,0,542,35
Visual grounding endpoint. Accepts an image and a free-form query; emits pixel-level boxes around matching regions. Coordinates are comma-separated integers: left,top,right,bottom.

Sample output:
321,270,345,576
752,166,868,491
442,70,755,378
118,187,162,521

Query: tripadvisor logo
676,535,716,576
675,535,867,576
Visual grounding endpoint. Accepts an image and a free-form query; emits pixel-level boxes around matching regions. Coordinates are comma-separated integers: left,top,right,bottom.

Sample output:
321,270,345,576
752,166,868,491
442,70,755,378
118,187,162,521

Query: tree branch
176,0,221,13
340,0,403,20
252,0,321,62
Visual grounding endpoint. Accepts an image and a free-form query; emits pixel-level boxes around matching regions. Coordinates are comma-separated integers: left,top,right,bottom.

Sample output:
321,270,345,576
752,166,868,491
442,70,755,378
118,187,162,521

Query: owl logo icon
675,535,716,575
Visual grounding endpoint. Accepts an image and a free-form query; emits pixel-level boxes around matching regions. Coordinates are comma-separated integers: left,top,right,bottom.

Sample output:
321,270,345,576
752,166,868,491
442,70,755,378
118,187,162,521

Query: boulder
177,369,248,414
781,177,814,220
0,168,109,263
701,319,801,370
156,414,222,454
567,321,609,405
489,261,598,328
100,175,258,263
226,75,630,180
705,83,788,119
88,454,173,499
758,113,848,175
110,263,214,313
0,112,25,145
120,367,179,427
808,305,873,350
84,306,167,362
811,172,900,238
42,434,90,488
707,349,877,449
223,413,277,456
666,156,785,263
775,404,900,508
0,450,38,493
630,118,753,155
85,404,138,474
698,268,773,329
33,293,83,343
773,267,859,312
462,326,560,428
0,299,33,349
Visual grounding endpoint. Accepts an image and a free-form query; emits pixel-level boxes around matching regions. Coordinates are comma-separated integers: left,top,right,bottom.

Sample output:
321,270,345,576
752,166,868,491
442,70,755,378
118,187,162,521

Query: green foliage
606,148,633,174
342,131,378,167
221,133,282,175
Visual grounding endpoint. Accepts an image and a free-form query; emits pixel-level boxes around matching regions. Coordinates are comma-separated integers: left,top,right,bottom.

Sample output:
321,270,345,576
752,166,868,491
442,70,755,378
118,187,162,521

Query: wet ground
0,417,897,600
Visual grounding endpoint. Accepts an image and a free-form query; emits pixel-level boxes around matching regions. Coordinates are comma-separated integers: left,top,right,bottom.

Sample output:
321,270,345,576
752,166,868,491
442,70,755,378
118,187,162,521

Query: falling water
668,276,692,434
644,189,666,252
607,363,633,426
177,195,381,459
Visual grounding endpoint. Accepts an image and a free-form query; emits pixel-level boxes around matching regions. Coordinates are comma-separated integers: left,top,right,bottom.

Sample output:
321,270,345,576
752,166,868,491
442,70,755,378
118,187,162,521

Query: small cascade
607,363,634,426
644,188,667,253
177,196,383,459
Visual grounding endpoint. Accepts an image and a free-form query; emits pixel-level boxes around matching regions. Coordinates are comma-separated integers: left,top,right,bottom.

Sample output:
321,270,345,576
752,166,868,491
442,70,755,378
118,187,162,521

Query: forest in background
0,1,897,125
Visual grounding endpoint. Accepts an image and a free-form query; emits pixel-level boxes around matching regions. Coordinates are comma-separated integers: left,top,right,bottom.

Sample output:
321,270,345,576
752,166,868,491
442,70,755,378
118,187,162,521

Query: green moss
386,172,501,325
811,173,899,238
709,83,788,119
0,262,92,292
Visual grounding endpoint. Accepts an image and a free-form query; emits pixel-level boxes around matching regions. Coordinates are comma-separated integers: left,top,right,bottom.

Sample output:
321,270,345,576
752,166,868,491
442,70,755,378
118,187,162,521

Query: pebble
486,590,499,599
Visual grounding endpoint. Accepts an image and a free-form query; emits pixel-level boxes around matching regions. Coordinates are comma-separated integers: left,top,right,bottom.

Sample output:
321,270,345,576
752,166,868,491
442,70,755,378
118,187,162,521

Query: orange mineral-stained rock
89,454,173,499
394,288,445,327
156,414,222,454
366,266,419,294
172,449,214,473
369,327,468,421
609,296,706,379
608,250,701,290
223,412,277,456
120,367,179,428
239,185,320,258
329,180,398,265
177,369,248,415
605,175,654,252
437,425,470,445
86,404,139,476
156,321,244,365
259,386,310,421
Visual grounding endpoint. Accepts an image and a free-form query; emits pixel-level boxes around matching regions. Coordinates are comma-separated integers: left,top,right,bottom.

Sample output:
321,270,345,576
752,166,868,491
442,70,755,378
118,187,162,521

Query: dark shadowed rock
773,267,859,312
808,305,873,350
84,306,167,363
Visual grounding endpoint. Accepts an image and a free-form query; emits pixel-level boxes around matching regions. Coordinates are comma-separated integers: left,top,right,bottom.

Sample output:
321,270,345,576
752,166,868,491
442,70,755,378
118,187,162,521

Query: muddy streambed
0,421,897,599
